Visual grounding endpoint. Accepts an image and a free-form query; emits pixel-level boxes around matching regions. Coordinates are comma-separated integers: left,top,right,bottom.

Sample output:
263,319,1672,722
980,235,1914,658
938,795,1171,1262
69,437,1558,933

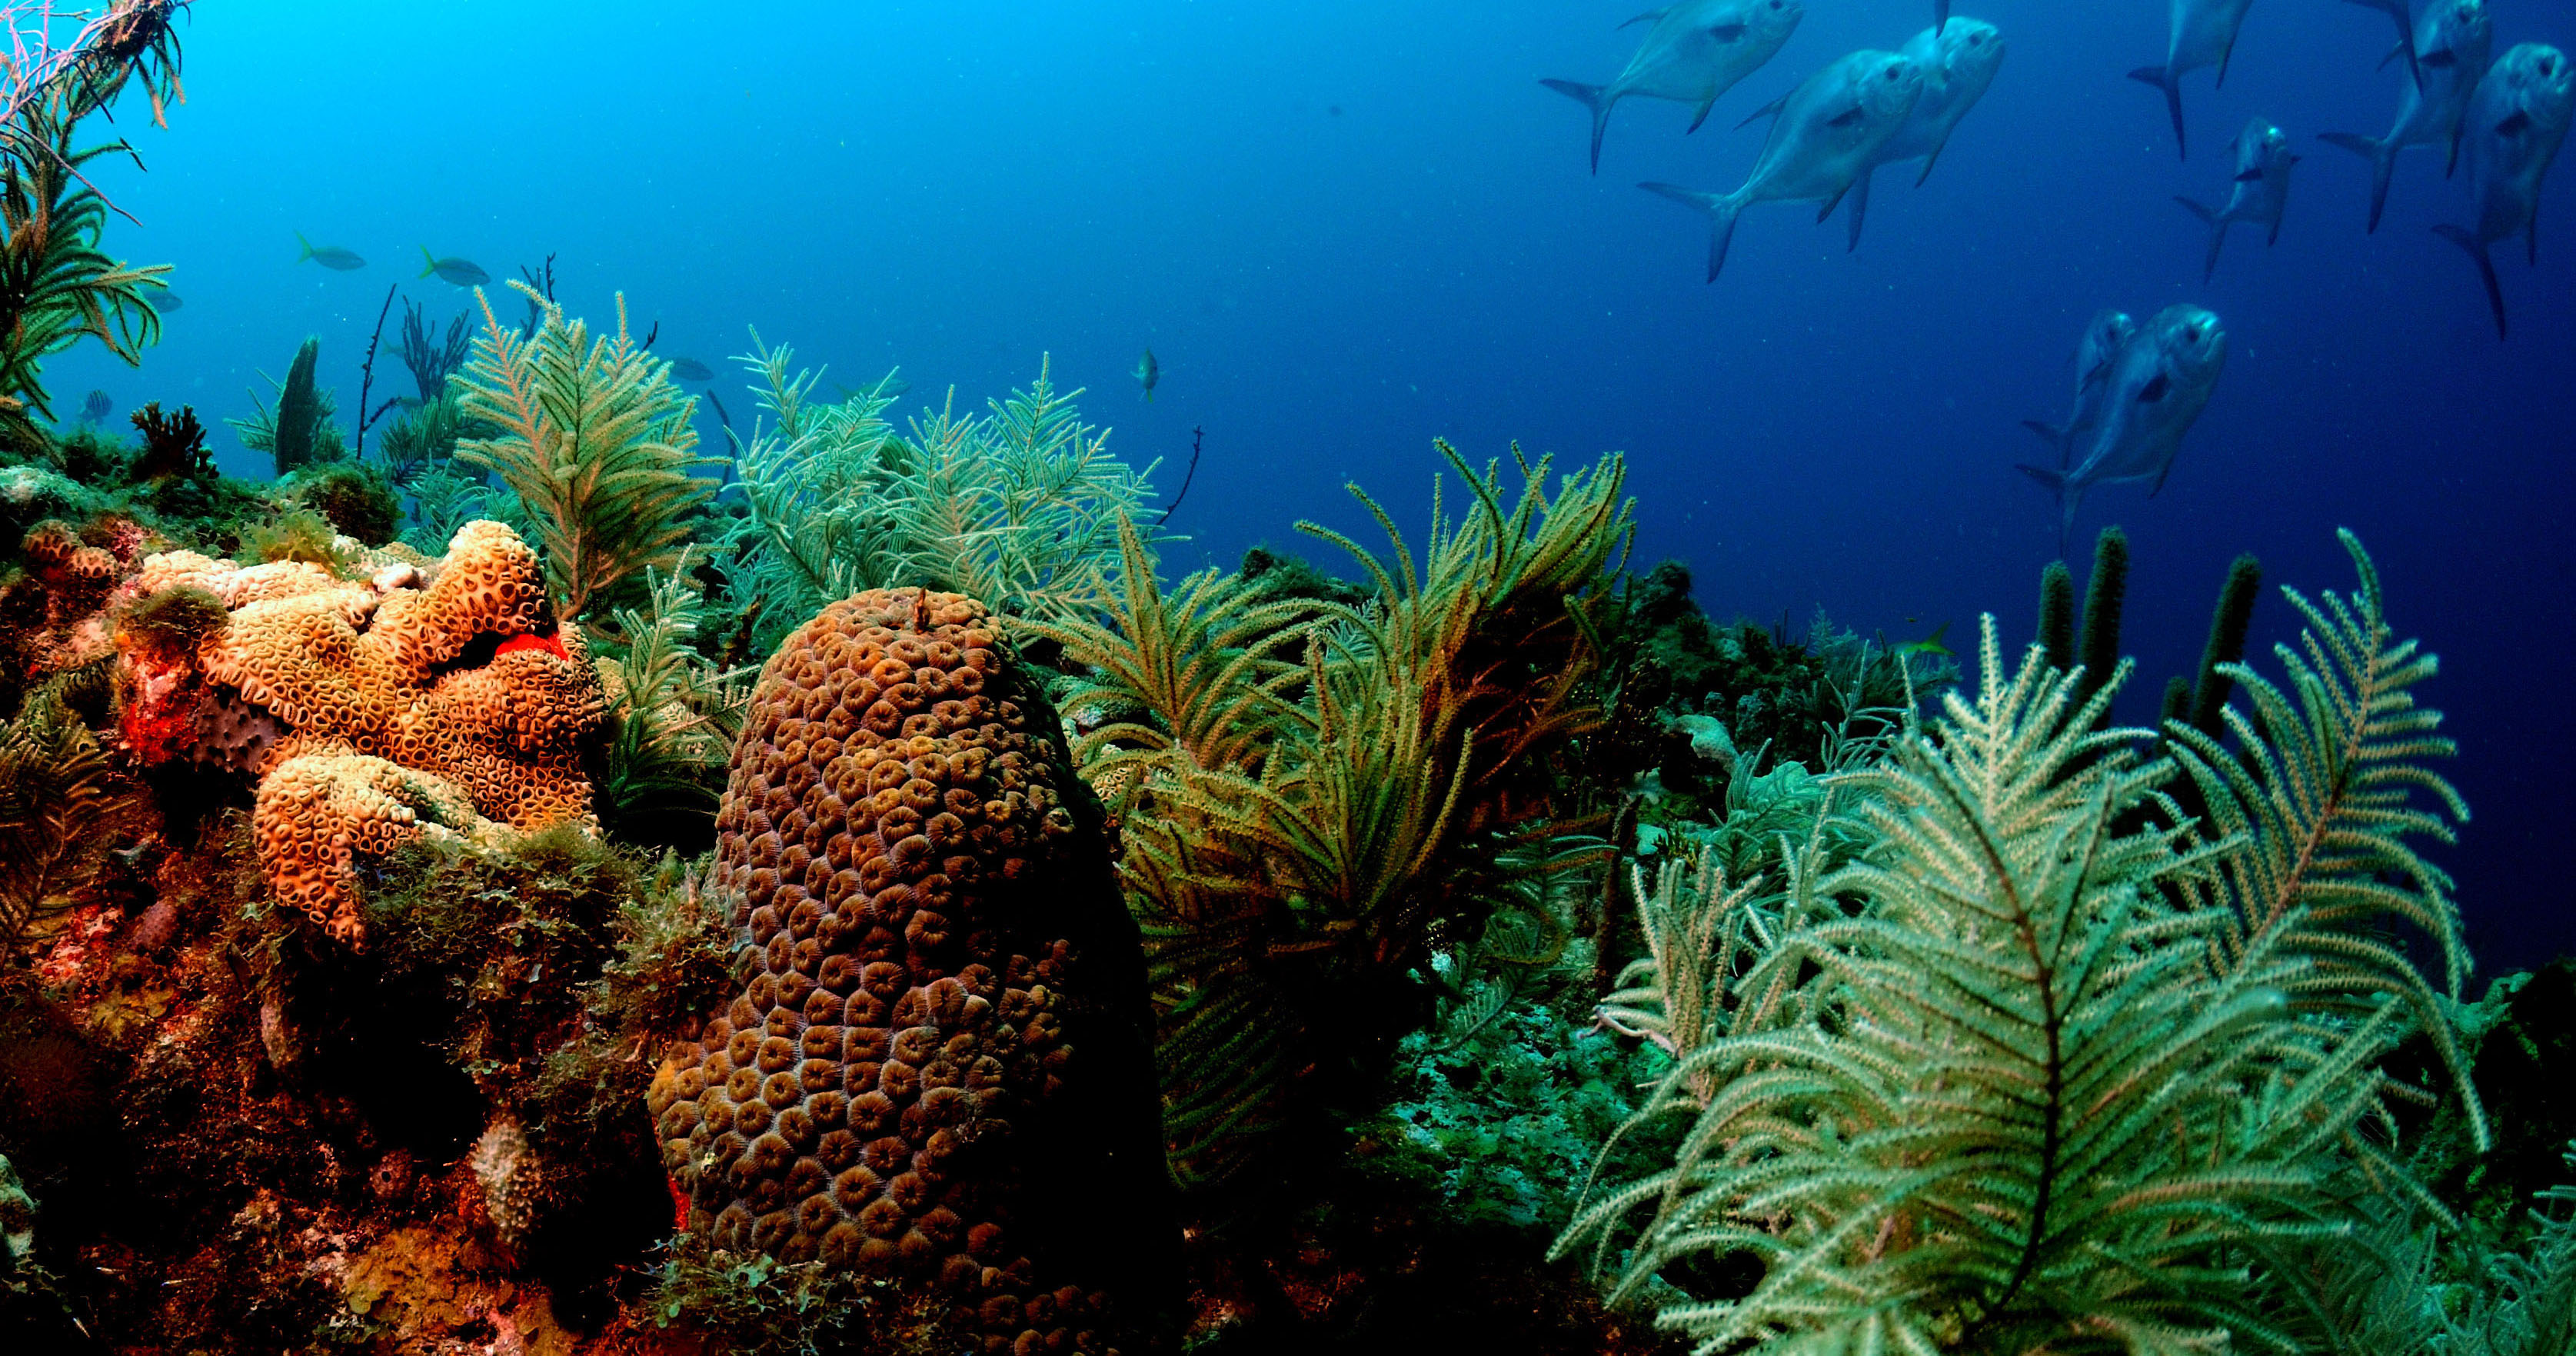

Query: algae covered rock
648,587,1170,1353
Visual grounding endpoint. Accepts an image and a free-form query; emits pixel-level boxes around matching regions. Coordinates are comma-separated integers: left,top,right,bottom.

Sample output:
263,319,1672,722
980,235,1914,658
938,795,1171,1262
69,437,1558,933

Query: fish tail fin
2128,66,2187,160
2175,198,2227,281
1845,168,1874,253
2021,420,2070,467
2016,464,2080,555
2339,0,2421,85
295,231,314,262
1541,79,1614,175
1639,182,1742,281
2435,224,2508,338
2319,132,2395,232
418,245,438,278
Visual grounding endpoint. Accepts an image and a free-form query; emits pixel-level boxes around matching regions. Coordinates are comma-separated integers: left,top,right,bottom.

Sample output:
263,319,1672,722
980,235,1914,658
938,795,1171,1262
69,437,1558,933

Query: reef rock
647,588,1170,1354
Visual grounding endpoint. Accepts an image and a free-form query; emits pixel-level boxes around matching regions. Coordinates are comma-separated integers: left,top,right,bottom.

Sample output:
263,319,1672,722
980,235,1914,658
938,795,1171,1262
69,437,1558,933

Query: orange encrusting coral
647,588,1128,1356
131,520,604,946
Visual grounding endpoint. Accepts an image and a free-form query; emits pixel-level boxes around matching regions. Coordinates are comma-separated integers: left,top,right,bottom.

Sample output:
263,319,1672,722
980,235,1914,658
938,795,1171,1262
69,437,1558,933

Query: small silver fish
668,357,715,383
2018,305,2228,553
295,232,366,271
2434,42,2573,337
154,291,182,312
2022,309,2138,470
1540,0,1806,174
2321,0,2493,232
1842,18,2005,250
2174,116,2297,281
829,374,914,405
2127,0,2259,160
1134,348,1159,401
1639,48,1925,279
417,247,490,286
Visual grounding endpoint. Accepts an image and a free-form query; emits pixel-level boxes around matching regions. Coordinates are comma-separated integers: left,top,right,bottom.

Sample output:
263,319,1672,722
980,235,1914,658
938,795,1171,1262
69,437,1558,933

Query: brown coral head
647,587,1123,1346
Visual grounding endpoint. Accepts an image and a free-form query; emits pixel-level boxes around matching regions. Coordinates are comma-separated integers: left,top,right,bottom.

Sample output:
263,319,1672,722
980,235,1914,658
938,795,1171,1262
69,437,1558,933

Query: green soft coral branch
1561,568,2474,1354
454,283,718,619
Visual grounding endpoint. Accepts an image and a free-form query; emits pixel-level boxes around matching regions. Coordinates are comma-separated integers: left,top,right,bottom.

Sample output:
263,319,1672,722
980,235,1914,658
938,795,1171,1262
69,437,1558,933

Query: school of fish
1542,0,2569,544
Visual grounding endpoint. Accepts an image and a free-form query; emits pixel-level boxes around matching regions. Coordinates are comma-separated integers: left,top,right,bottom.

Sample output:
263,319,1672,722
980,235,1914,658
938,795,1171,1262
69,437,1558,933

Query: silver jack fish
2175,117,2297,282
1639,49,1924,280
2016,305,2228,555
1542,0,1805,175
1842,18,2005,251
2320,0,2493,232
2434,42,2574,338
2128,0,2258,160
2022,309,2138,471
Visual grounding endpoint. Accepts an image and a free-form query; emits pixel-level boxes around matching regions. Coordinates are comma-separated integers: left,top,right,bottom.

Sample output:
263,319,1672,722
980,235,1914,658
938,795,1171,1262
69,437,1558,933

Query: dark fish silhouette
417,248,490,286
154,291,181,312
79,389,110,425
1134,348,1160,401
668,357,715,383
295,232,366,271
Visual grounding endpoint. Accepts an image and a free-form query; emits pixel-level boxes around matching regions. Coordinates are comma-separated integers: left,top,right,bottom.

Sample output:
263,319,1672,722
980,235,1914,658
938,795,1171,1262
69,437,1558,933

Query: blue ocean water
50,0,2576,965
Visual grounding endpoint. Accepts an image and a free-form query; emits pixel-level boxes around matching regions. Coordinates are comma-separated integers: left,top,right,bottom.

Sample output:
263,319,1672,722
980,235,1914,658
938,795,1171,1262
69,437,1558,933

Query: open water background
47,0,2576,965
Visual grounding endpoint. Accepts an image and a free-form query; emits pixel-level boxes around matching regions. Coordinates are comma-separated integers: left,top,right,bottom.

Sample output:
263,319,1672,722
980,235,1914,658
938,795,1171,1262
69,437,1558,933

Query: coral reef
647,587,1169,1352
125,519,604,944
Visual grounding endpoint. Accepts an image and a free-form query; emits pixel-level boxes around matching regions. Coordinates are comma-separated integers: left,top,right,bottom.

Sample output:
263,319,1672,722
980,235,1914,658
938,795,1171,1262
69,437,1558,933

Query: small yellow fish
1895,621,1952,661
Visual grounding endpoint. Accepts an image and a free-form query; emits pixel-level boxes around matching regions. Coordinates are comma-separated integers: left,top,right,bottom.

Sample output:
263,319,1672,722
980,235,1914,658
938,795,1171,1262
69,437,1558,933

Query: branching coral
1036,442,1633,1190
647,588,1167,1353
128,401,209,481
721,337,1157,646
0,674,129,956
595,547,751,832
398,297,471,405
454,284,717,620
1554,535,2479,1354
0,90,167,456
